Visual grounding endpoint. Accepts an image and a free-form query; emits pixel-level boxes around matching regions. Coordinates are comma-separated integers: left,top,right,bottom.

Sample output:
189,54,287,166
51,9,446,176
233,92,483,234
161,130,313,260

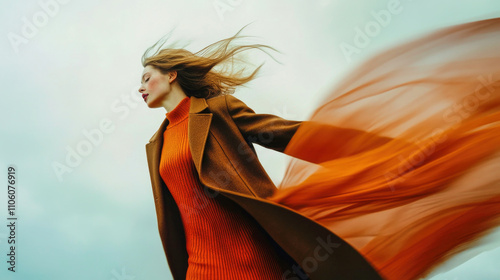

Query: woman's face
139,65,174,108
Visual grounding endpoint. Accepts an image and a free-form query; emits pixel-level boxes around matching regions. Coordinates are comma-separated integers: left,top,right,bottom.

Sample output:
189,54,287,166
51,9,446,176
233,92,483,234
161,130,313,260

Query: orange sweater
159,96,287,279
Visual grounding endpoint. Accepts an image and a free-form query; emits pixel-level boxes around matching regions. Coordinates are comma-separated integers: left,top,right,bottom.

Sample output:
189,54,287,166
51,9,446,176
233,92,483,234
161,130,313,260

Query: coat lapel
186,96,212,175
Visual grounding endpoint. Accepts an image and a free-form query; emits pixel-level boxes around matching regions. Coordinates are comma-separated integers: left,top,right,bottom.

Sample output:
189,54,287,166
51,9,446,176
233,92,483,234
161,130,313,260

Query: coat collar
145,95,212,177
147,95,209,143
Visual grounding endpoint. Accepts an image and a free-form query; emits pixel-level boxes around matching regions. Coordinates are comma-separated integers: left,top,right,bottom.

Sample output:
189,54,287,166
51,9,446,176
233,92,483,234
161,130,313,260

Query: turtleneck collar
166,96,190,127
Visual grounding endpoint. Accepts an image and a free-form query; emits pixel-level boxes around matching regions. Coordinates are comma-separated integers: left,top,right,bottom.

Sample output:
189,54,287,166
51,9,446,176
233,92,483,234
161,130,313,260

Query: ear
168,71,177,83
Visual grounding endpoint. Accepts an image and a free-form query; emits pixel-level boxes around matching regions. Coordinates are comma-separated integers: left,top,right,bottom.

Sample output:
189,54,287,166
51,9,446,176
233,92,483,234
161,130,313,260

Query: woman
141,17,500,280
140,27,382,280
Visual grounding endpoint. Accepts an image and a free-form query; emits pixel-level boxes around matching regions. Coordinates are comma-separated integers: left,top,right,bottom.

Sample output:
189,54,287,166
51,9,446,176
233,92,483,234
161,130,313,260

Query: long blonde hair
141,24,281,99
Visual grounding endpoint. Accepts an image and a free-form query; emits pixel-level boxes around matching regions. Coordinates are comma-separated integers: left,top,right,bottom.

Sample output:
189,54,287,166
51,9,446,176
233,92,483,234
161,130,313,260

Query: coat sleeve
224,94,302,154
224,94,396,164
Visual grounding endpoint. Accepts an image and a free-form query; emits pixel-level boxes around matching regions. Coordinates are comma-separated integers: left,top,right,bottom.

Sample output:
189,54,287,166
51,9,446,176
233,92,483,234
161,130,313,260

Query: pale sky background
1,0,500,279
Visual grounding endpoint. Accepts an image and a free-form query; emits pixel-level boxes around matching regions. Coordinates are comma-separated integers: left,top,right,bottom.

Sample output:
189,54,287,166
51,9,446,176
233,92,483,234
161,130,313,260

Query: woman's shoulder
206,93,240,102
205,93,244,112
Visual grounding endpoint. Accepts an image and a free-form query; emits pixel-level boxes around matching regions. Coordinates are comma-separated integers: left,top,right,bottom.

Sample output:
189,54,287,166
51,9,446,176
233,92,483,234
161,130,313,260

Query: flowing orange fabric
266,17,500,280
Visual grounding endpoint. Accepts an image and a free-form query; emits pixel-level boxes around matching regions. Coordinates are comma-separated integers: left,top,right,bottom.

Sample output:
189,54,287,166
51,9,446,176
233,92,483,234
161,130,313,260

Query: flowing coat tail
267,17,500,280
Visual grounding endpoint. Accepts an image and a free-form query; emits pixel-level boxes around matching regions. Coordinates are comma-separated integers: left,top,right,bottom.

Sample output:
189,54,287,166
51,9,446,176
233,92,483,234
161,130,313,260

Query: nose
138,85,145,94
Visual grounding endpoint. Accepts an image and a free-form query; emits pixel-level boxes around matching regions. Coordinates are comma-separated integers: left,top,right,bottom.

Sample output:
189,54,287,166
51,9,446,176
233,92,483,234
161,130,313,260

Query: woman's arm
225,94,302,153
225,94,395,164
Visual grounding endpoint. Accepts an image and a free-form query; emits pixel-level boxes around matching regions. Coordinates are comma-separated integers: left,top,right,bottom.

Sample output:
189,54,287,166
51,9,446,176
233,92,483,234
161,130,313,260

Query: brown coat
145,94,382,280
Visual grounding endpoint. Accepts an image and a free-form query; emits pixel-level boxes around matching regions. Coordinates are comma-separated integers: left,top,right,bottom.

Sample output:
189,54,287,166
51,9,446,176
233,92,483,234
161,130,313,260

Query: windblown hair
141,24,281,99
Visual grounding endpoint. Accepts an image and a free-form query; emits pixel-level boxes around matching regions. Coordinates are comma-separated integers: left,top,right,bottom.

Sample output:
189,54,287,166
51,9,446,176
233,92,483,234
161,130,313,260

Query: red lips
142,93,149,101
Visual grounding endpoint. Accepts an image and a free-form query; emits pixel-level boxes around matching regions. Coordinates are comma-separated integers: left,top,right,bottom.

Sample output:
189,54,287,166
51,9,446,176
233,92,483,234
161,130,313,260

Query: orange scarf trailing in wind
267,17,500,280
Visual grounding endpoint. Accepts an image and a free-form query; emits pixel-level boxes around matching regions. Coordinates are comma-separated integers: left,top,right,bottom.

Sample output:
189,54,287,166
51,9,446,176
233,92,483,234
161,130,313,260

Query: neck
162,83,189,112
166,95,190,126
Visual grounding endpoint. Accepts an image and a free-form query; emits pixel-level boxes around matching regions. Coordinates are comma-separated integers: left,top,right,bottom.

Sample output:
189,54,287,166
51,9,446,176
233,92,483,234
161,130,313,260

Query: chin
146,101,160,109
145,98,154,108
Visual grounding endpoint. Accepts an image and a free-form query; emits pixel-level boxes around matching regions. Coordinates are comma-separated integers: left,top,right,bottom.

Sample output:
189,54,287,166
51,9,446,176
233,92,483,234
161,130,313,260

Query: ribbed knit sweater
159,96,287,279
